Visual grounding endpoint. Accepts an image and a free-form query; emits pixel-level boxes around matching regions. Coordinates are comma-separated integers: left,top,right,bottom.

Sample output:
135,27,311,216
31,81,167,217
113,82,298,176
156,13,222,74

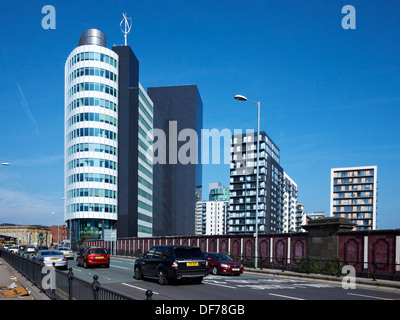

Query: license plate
50,258,58,261
232,268,240,271
95,256,104,259
186,262,198,267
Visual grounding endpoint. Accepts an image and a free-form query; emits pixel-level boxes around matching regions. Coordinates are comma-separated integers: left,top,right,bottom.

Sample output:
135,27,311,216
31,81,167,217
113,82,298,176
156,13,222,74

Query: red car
205,252,243,276
76,247,110,268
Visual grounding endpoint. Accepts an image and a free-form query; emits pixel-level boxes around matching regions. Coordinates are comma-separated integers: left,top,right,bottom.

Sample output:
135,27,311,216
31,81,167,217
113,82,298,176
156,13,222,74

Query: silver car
34,250,68,269
56,247,74,260
8,246,19,253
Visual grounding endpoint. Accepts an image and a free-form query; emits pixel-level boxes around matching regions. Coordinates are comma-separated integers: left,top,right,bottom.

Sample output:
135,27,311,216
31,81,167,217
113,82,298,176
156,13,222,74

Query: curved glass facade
65,38,118,246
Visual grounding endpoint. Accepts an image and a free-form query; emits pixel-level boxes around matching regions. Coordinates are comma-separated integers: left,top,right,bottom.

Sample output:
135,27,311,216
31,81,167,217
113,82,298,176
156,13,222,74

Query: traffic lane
61,257,135,284
202,275,400,300
100,274,400,301
63,257,256,284
60,257,400,300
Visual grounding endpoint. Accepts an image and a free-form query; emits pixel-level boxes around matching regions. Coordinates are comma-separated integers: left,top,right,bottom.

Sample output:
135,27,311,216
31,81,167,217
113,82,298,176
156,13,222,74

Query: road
54,255,400,301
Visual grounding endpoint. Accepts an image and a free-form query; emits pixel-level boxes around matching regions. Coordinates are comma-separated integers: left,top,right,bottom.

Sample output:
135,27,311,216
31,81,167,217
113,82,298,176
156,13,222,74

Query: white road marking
203,281,236,289
347,293,390,300
111,265,129,270
122,282,159,295
88,273,112,281
269,293,305,300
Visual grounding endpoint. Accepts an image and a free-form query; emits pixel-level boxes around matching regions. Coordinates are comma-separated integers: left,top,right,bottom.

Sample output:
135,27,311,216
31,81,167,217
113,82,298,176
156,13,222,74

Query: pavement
0,257,50,300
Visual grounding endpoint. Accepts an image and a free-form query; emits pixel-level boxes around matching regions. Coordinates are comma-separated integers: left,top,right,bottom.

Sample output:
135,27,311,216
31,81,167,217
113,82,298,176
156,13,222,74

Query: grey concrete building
147,85,203,236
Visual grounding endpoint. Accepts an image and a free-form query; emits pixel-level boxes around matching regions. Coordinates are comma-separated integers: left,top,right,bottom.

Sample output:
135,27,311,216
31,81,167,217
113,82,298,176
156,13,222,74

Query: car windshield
88,249,107,254
173,247,204,260
41,251,63,256
212,253,233,261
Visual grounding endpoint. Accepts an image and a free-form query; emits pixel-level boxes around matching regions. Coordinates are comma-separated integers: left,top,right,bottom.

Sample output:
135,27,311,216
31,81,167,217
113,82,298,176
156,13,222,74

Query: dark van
134,245,208,285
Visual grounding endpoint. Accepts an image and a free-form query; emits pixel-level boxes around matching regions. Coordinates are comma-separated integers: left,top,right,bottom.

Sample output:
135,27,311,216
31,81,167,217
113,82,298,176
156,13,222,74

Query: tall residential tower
229,131,287,234
330,166,378,230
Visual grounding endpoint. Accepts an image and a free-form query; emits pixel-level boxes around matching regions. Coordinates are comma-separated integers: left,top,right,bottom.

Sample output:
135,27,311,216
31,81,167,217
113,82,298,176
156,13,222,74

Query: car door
150,246,164,276
77,248,86,265
140,247,155,276
205,253,214,269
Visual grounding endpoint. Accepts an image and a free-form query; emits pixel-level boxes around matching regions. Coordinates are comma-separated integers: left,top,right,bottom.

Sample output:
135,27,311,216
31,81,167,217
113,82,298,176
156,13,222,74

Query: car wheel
83,261,88,269
212,267,218,275
134,266,142,280
157,269,168,285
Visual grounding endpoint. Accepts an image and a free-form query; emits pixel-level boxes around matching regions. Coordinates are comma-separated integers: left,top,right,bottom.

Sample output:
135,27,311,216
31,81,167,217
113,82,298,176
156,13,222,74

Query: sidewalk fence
0,248,134,300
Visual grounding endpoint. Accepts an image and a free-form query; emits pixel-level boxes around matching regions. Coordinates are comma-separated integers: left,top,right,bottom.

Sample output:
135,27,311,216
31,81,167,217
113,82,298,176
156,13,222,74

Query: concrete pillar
302,217,355,259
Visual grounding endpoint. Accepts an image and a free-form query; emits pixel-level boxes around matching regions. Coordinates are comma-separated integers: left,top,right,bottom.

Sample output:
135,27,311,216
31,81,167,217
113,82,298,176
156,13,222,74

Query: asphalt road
56,255,400,301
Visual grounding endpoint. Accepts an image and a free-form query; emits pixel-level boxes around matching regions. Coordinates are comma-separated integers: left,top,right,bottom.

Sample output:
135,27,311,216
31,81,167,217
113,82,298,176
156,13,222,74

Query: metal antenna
120,13,132,46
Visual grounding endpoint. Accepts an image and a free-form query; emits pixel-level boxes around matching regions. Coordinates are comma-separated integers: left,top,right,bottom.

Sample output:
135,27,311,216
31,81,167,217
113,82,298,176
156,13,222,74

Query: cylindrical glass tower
64,29,119,247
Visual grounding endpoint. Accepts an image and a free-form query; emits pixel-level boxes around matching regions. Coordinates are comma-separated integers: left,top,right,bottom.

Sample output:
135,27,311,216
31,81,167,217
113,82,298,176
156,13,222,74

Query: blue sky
0,0,399,229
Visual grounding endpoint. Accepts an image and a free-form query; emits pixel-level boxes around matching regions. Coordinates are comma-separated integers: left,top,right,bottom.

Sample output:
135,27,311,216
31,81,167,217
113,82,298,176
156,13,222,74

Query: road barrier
0,249,136,300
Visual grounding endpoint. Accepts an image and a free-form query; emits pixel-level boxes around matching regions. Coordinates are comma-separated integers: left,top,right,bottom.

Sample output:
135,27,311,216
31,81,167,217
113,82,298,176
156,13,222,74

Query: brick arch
219,239,228,254
209,238,217,252
259,239,269,262
343,238,360,267
274,239,286,264
292,239,305,264
199,238,207,252
231,239,241,258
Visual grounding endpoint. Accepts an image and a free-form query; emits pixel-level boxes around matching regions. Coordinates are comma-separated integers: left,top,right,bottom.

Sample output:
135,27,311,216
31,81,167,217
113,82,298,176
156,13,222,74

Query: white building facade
204,201,229,235
64,30,119,243
282,173,298,233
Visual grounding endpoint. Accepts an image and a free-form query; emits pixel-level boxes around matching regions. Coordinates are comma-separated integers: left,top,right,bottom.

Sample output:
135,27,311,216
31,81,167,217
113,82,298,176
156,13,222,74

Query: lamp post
234,94,260,269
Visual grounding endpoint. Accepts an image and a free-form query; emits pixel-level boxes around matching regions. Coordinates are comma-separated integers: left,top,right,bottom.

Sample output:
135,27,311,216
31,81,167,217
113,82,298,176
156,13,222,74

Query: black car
134,245,208,285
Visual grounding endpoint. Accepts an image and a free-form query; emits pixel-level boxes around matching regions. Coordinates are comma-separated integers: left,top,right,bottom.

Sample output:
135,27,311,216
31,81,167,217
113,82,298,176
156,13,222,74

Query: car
76,247,110,268
18,245,27,254
24,246,36,255
8,245,19,253
205,252,244,276
3,244,13,251
35,245,49,254
33,250,68,270
134,245,208,285
56,247,74,260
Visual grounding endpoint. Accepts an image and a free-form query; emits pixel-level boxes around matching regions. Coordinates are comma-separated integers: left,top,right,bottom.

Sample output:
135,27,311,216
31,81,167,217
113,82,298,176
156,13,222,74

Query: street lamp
234,94,261,269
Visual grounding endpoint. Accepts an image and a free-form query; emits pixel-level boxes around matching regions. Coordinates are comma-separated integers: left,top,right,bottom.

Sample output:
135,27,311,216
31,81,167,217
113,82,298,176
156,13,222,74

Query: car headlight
220,264,228,268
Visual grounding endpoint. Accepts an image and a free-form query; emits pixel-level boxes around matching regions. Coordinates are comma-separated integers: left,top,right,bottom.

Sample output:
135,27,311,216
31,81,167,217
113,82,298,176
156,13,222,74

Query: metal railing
0,249,136,300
